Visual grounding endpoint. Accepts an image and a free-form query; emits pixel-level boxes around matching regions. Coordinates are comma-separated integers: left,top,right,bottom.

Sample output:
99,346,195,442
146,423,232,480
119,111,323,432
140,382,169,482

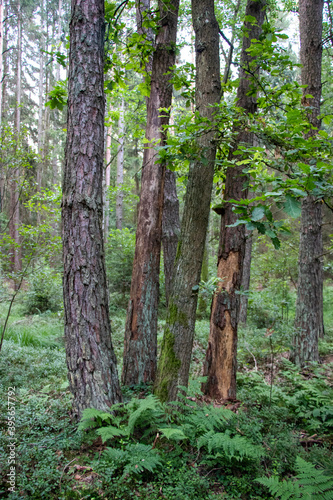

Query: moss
168,301,188,327
175,240,182,262
155,327,181,402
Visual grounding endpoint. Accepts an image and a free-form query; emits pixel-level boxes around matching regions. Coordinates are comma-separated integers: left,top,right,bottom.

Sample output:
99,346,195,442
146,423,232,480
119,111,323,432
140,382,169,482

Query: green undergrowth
1,298,332,499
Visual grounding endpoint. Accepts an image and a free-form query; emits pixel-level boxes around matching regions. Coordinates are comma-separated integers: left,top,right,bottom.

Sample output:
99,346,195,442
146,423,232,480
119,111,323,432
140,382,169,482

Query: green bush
105,228,135,310
24,266,62,314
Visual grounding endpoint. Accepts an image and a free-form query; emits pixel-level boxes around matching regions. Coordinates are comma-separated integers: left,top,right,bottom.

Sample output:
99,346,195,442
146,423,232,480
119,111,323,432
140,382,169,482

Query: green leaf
284,196,301,218
251,206,265,221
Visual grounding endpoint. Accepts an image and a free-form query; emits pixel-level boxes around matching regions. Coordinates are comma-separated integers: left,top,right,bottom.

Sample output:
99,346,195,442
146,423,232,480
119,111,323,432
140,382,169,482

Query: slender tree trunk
0,0,3,135
162,166,180,305
293,0,324,366
222,0,241,84
121,0,180,386
238,229,253,324
116,98,124,230
62,0,122,418
155,0,221,403
202,0,265,401
37,23,44,190
9,2,22,279
104,123,111,241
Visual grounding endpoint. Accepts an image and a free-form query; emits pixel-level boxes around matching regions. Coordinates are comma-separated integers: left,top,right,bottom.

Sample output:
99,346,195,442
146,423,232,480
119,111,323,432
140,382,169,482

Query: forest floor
0,297,333,500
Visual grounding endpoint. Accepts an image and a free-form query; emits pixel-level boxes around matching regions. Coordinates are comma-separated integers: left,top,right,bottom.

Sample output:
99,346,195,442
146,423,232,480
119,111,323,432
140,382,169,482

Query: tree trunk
62,0,122,419
9,1,22,279
121,0,179,386
116,98,124,230
202,0,265,401
293,0,324,366
162,167,180,305
0,0,3,135
104,123,111,241
155,0,221,403
37,21,44,191
239,229,253,324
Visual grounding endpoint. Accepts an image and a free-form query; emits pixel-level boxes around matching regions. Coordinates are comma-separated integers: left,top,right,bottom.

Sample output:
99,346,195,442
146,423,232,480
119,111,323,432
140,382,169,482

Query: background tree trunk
0,0,3,135
162,167,180,305
239,229,253,324
104,122,112,241
122,0,179,387
203,0,265,401
62,0,122,418
155,0,221,403
293,0,324,366
9,1,22,280
116,98,124,231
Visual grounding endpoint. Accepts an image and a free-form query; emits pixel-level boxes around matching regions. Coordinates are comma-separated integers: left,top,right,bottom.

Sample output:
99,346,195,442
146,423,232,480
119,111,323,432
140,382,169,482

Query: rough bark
121,0,179,386
293,0,324,365
239,229,253,324
62,0,122,419
155,0,221,402
202,0,265,401
116,98,124,230
162,167,180,305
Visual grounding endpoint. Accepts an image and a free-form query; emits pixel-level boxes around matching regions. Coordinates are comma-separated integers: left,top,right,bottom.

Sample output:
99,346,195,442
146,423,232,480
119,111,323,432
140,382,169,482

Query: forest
0,0,333,497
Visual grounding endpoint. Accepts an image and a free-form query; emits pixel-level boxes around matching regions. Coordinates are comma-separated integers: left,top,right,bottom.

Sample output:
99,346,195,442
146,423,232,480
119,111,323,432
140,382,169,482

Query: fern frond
159,427,187,441
78,408,112,430
199,431,263,462
96,425,129,443
257,458,333,500
256,476,303,499
127,395,163,434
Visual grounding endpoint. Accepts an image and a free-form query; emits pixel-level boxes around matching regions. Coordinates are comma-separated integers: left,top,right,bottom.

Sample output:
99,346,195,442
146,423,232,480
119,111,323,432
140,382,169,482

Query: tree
62,0,122,418
155,0,221,402
122,0,180,386
202,0,266,401
293,0,324,366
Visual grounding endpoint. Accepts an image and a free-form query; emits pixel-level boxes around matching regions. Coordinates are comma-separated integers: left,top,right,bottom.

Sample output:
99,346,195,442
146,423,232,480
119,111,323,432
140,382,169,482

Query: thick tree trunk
239,229,253,324
202,0,265,401
116,98,124,230
155,0,221,402
122,0,179,386
293,0,324,366
62,0,122,418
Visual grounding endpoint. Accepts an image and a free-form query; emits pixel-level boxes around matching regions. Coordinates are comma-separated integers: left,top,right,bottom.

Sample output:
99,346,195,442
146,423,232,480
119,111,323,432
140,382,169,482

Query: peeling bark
155,0,221,403
203,0,265,401
122,0,179,386
62,0,122,418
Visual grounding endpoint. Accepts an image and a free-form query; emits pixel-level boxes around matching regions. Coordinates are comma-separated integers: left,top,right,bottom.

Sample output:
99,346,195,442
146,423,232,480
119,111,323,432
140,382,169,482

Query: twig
59,458,77,491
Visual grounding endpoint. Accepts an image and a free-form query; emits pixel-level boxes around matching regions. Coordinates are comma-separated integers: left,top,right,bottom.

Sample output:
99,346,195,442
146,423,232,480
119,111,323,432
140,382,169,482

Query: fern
78,408,113,431
257,457,333,499
127,395,164,435
96,425,129,443
159,427,187,441
103,443,162,478
198,430,263,462
256,476,303,499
